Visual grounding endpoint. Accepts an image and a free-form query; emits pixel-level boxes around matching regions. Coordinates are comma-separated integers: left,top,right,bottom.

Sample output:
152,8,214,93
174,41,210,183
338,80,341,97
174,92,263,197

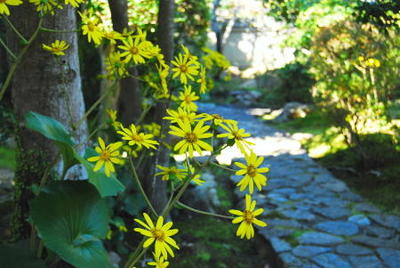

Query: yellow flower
103,30,123,44
106,51,128,78
29,0,62,15
197,66,207,94
163,107,200,124
143,123,161,137
80,12,104,45
87,137,123,177
178,85,199,112
199,113,237,127
118,36,152,64
42,40,69,56
234,152,269,194
229,194,267,239
134,213,179,258
64,0,84,7
156,165,187,181
0,0,22,15
171,53,199,84
117,123,159,150
148,253,169,268
169,120,213,157
217,123,254,154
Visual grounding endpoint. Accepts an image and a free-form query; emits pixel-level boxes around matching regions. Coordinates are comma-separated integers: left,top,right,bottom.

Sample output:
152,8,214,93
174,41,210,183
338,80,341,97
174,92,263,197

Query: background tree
6,5,88,239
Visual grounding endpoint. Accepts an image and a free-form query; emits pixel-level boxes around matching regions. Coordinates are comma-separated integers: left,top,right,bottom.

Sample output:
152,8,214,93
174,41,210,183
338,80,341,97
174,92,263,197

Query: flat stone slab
348,255,383,268
269,237,291,253
348,214,371,226
352,235,400,249
312,253,352,268
292,245,331,257
366,225,395,239
369,214,400,230
336,244,373,256
312,206,351,220
315,221,359,236
280,209,316,221
377,248,400,268
298,232,344,246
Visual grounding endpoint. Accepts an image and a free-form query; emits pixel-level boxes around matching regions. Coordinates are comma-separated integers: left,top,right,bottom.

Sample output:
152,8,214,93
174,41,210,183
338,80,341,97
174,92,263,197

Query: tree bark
7,5,88,239
149,0,175,214
108,0,142,124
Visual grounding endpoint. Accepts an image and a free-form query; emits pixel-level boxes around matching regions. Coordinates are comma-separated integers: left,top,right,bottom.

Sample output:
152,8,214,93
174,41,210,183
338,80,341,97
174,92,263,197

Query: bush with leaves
309,20,400,148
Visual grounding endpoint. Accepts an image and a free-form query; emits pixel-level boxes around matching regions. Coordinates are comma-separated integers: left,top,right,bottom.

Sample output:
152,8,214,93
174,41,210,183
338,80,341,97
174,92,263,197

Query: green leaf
74,149,125,197
25,112,78,174
0,243,46,268
31,181,112,268
25,111,75,145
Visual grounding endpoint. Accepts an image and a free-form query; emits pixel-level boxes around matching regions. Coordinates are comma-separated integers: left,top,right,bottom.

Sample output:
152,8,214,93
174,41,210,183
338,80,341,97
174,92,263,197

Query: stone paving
198,103,400,268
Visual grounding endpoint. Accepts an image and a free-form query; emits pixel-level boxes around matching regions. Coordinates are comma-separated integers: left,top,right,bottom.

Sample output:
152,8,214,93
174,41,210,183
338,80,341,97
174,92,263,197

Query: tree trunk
149,0,175,214
108,0,142,124
7,5,88,239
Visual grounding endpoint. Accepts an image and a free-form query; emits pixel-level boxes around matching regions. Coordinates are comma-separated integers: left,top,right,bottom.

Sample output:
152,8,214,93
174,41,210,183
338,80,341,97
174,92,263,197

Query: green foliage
309,21,400,145
355,0,400,30
31,181,111,268
175,0,210,50
25,112,78,174
259,62,314,107
0,146,16,170
0,243,46,268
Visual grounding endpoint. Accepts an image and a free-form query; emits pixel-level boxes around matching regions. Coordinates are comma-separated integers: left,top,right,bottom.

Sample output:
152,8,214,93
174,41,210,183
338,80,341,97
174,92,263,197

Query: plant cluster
0,1,268,268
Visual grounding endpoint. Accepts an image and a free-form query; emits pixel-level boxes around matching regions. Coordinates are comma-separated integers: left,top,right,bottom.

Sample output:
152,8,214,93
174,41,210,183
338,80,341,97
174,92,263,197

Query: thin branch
177,201,234,220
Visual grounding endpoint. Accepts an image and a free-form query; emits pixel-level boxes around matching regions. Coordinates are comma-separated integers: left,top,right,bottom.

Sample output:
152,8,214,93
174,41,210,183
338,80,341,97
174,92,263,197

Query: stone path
198,103,400,268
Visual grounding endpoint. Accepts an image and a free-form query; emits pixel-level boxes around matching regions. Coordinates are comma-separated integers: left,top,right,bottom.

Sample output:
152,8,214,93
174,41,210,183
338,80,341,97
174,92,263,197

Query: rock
352,235,400,249
314,221,359,236
312,253,352,268
288,193,307,201
183,173,220,210
336,244,373,255
366,226,395,239
109,251,121,268
267,219,304,229
312,207,351,220
321,181,348,192
298,232,344,246
273,102,312,122
377,248,400,268
272,188,297,195
340,192,363,202
230,90,262,106
259,227,294,239
270,237,291,253
280,209,316,221
292,245,331,257
279,252,304,267
267,193,288,202
353,203,380,214
348,215,371,226
239,79,257,89
369,214,400,230
348,255,383,268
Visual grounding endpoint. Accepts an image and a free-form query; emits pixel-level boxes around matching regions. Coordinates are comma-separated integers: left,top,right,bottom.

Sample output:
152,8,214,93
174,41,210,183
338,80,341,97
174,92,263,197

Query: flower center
130,46,139,55
247,165,257,177
131,134,144,142
184,95,192,103
179,64,188,73
243,210,254,224
152,228,165,241
185,132,198,143
233,131,242,140
0,0,6,3
87,22,96,32
100,151,110,160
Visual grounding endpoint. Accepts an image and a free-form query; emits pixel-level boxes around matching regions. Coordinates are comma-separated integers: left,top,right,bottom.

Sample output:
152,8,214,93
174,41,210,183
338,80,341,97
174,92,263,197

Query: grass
0,146,16,170
266,108,400,214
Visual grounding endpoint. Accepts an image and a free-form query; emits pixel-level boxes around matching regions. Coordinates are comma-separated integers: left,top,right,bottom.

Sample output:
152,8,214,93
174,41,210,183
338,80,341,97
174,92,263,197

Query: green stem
75,81,117,128
0,37,16,59
0,18,44,101
177,201,233,220
209,161,235,172
128,157,158,218
2,15,28,43
40,27,79,33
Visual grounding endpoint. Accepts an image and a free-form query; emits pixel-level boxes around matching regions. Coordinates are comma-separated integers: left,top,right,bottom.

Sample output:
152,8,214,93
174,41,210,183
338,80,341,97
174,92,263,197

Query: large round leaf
31,181,112,268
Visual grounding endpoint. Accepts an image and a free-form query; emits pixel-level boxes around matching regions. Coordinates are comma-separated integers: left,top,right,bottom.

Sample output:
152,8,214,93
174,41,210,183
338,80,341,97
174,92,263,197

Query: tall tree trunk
149,0,175,214
7,5,88,240
108,0,142,124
